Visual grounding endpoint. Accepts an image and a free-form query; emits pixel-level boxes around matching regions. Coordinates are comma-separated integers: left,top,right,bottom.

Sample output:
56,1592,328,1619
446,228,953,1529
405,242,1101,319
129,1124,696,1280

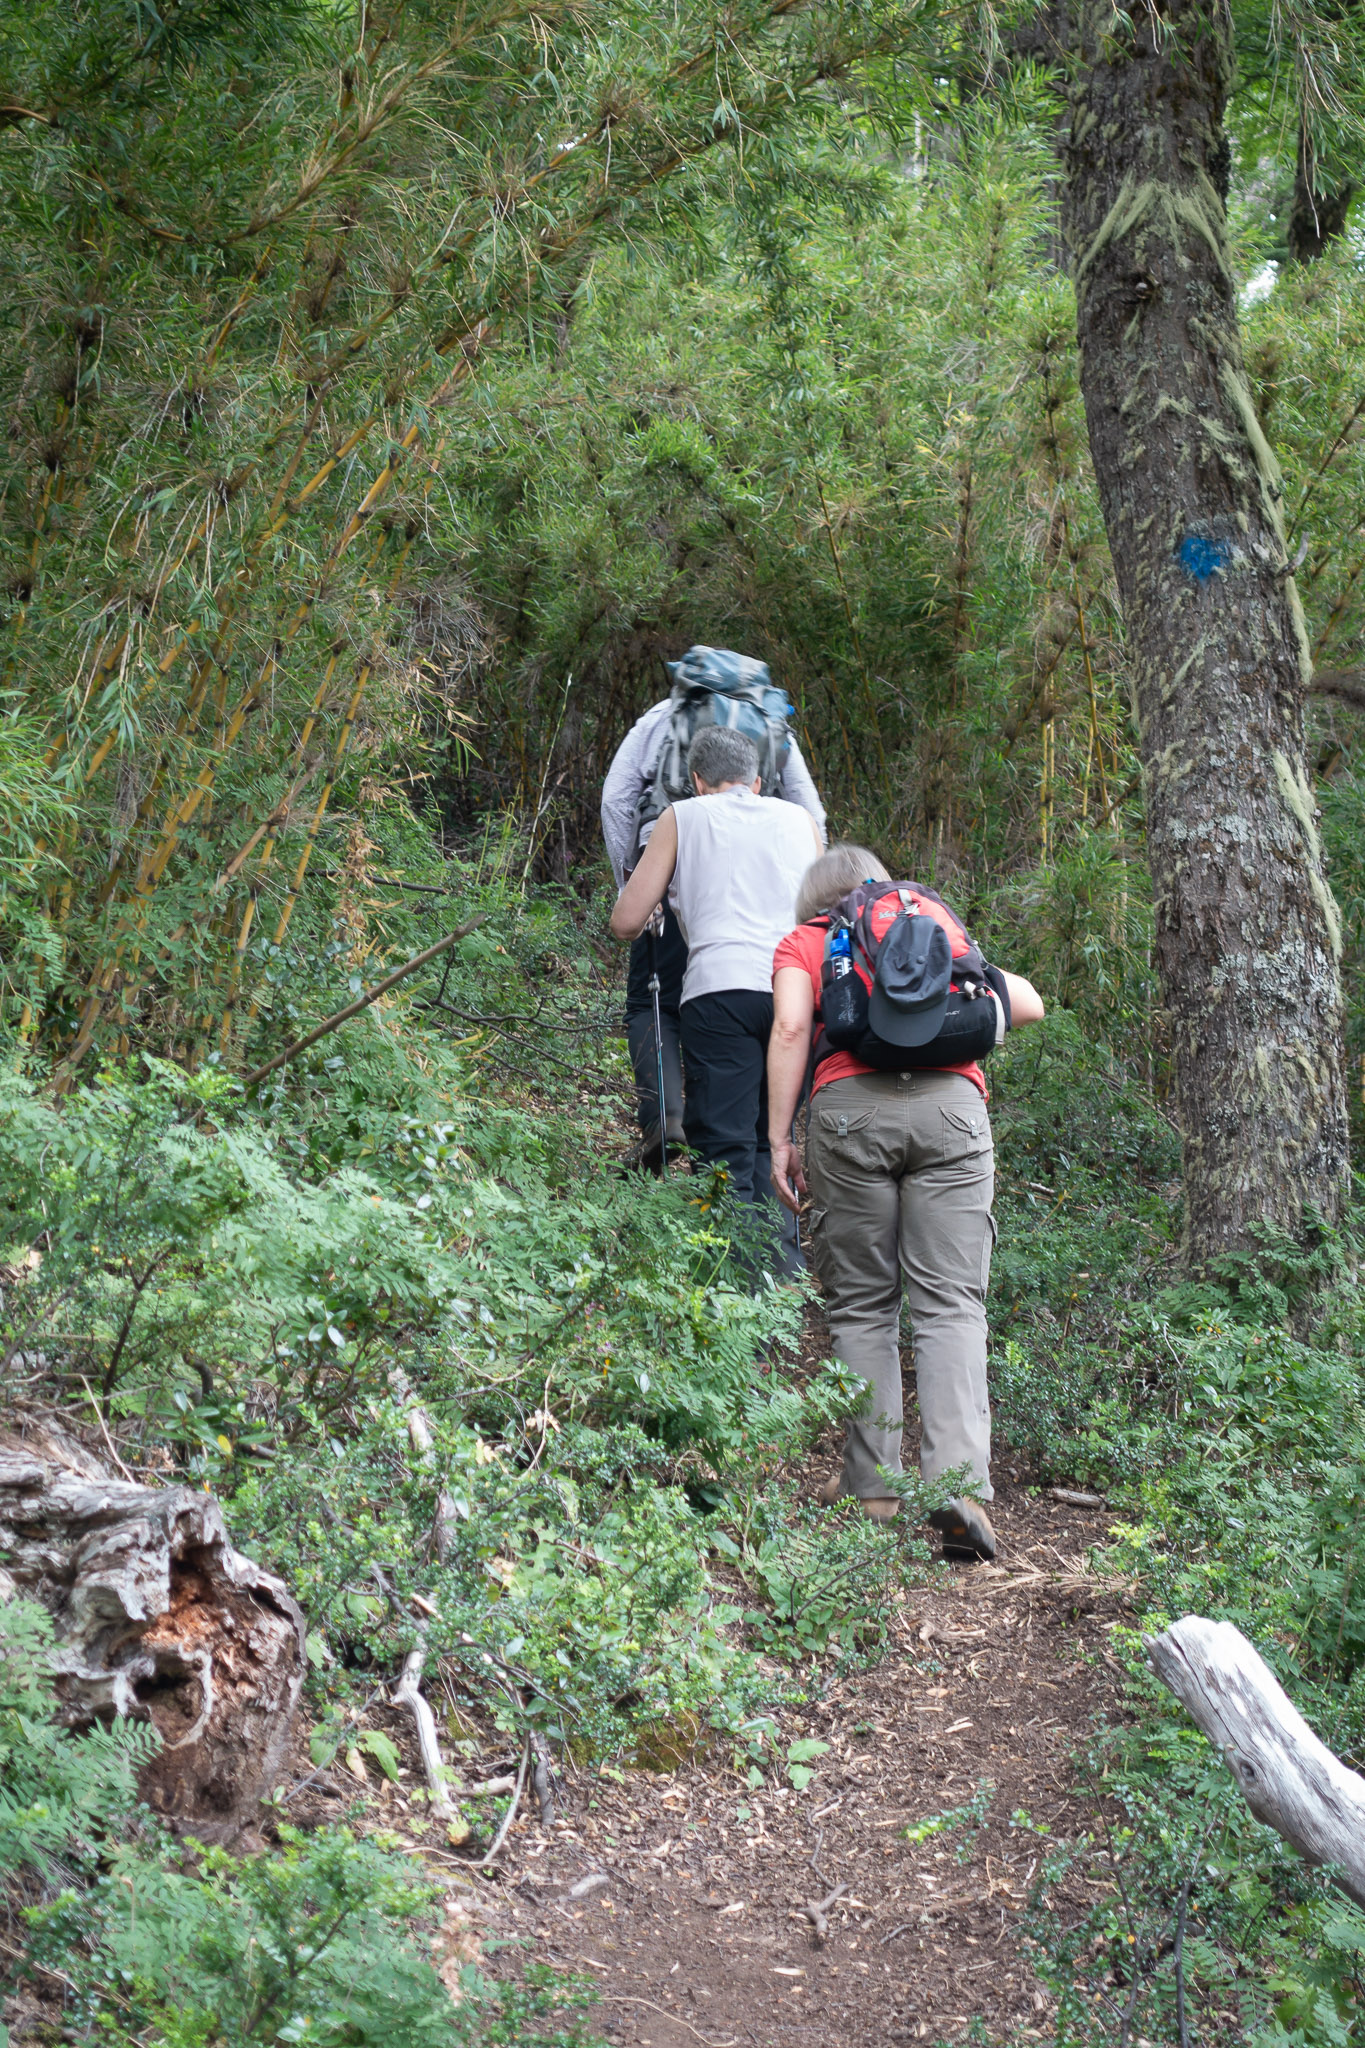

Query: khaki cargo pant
805,1070,995,1502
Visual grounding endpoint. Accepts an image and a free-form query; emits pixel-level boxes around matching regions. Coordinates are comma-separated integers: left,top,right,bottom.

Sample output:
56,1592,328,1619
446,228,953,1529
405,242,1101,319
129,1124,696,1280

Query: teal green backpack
636,645,793,830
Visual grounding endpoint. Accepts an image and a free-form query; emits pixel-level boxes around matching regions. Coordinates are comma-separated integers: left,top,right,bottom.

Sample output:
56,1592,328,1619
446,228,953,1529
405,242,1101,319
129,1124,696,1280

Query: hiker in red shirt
767,844,1044,1561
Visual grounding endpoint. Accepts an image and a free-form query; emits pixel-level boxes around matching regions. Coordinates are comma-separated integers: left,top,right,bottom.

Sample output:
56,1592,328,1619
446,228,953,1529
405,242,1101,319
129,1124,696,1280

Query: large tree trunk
1061,0,1349,1267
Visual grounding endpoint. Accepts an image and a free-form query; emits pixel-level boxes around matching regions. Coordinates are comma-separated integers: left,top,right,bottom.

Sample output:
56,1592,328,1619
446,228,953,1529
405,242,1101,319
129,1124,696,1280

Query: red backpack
814,881,1005,1071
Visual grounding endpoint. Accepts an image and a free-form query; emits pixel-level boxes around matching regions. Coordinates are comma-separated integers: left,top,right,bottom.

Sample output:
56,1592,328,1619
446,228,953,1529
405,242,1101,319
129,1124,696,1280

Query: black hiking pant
680,989,801,1279
679,988,775,1204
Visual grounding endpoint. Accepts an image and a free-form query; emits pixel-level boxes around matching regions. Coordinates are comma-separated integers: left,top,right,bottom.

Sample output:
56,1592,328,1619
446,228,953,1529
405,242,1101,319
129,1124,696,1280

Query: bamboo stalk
270,662,372,947
159,755,326,954
258,532,418,961
812,468,886,779
1312,551,1365,665
233,916,486,1095
34,4,889,1071
83,626,201,784
1288,390,1365,548
205,245,276,368
92,642,229,910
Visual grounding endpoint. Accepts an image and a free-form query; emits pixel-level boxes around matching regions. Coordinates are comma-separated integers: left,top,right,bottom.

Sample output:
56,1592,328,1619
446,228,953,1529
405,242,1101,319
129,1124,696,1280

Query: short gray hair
795,843,891,925
689,726,759,790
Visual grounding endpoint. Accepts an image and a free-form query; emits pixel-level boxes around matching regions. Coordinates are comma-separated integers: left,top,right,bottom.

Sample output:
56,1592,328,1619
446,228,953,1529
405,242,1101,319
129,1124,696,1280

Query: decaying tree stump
1147,1615,1365,1905
0,1419,305,1843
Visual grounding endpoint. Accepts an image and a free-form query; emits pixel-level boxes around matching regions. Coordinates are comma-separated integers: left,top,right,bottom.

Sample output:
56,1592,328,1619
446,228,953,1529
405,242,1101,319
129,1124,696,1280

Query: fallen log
0,1417,305,1843
387,1367,459,1817
1146,1615,1365,1906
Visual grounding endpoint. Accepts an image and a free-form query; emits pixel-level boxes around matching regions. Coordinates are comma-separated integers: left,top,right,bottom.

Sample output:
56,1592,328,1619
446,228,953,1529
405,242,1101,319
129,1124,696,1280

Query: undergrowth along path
462,1473,1126,2047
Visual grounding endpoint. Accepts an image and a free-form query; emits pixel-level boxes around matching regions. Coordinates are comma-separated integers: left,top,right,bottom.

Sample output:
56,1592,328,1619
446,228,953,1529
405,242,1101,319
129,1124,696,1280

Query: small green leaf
358,1730,402,1782
309,1723,342,1767
786,1738,830,1765
304,1632,327,1669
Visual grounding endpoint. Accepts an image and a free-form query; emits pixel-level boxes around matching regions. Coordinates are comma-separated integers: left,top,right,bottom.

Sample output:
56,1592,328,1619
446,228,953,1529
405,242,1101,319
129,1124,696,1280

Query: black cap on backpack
868,915,954,1046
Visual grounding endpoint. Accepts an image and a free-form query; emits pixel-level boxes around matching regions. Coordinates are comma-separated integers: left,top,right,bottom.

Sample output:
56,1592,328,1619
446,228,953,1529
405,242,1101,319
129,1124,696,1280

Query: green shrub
0,1599,159,1881
1,1602,595,2048
235,1406,802,1758
718,1477,937,1665
27,1827,477,2048
1025,1718,1365,2048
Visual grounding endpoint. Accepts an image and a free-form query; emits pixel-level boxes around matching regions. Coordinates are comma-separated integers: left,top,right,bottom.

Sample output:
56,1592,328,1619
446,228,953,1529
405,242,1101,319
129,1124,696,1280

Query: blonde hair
794,843,891,925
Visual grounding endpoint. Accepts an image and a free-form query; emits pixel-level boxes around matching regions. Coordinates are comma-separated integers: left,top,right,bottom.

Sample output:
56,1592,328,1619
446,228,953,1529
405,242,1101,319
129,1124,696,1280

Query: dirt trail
450,1467,1129,2048
284,1284,1132,2046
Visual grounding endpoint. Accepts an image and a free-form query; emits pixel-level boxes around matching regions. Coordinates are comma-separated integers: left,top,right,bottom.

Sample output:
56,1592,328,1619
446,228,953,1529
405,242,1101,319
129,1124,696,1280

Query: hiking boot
631,1118,686,1175
816,1473,899,1521
928,1498,997,1562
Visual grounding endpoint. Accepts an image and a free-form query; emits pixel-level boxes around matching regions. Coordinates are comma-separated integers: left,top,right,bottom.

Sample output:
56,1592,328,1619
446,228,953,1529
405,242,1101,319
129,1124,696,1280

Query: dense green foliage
5,0,1365,2042
0,1600,159,1881
1,1599,597,2046
4,0,1364,1079
0,0,932,1077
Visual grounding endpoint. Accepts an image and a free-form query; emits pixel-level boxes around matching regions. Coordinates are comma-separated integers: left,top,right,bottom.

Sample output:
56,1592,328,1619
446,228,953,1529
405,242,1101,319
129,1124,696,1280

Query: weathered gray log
0,1418,305,1842
1146,1615,1365,1905
387,1366,458,1816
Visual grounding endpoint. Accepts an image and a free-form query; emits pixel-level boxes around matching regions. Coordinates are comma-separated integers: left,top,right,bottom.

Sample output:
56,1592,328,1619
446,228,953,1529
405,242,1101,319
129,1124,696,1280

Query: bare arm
767,965,816,1213
1001,970,1045,1026
610,807,679,941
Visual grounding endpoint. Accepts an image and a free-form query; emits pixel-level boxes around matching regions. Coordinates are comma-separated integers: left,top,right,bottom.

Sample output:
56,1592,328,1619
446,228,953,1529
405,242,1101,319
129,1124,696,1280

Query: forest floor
285,1303,1135,2048
468,1461,1129,2048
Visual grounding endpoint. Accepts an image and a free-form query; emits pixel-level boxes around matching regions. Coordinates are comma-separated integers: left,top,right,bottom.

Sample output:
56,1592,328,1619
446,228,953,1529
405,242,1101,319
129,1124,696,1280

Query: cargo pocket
940,1104,991,1163
981,1211,998,1292
813,1095,888,1181
815,1106,881,1180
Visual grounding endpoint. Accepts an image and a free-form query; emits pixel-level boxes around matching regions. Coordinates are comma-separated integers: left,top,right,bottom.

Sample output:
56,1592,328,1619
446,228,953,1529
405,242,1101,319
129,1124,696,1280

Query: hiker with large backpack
766,843,1045,1561
600,647,826,1168
610,725,823,1262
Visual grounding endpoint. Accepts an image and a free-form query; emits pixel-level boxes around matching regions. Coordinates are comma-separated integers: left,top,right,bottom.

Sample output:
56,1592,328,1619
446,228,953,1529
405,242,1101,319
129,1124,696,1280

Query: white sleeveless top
670,787,817,1005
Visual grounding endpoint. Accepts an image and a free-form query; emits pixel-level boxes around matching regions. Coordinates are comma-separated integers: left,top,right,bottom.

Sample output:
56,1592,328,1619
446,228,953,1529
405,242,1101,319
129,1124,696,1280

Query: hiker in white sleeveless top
610,727,822,1248
601,647,825,1171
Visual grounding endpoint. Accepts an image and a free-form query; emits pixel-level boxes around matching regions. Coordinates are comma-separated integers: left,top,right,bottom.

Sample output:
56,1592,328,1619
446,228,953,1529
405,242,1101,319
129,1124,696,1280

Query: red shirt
772,921,989,1101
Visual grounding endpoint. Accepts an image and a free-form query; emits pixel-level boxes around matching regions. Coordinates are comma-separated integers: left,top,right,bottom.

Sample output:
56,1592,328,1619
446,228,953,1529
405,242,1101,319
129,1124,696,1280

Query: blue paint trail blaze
1178,534,1232,582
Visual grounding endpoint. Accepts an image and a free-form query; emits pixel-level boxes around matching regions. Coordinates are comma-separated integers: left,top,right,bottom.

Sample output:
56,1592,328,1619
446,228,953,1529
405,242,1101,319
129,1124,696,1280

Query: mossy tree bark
1062,0,1349,1267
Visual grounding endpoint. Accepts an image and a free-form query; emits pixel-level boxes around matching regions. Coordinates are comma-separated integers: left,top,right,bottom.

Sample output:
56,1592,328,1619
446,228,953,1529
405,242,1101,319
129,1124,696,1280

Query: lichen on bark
1062,0,1349,1266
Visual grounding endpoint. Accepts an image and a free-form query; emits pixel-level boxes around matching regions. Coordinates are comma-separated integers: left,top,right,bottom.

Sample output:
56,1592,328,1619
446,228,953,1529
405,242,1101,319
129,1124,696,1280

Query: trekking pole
647,923,670,1178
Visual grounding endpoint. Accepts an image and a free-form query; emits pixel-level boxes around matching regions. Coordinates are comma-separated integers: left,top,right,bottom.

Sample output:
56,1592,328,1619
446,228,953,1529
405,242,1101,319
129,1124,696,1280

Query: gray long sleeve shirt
599,699,827,888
